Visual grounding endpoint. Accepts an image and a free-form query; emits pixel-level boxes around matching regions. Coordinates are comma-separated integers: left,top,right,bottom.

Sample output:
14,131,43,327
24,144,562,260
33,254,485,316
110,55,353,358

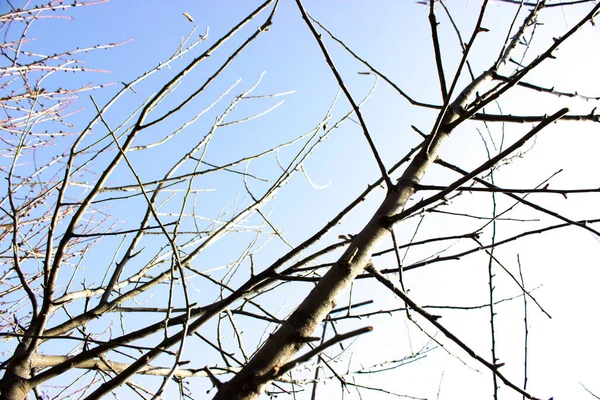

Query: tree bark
212,94,464,399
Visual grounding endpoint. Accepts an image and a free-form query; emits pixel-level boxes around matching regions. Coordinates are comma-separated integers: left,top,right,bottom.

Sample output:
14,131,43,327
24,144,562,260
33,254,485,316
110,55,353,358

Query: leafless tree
1,0,600,399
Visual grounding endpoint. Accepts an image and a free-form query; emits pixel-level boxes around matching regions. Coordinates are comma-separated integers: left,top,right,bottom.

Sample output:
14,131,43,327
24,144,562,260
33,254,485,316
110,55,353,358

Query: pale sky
2,1,600,399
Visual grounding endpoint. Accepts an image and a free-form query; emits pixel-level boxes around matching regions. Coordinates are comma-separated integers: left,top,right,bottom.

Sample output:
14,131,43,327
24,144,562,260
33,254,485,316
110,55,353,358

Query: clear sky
2,1,600,399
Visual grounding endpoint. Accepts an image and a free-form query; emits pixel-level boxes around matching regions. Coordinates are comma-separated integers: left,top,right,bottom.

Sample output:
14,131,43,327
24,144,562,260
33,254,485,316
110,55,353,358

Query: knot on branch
296,336,321,344
259,20,272,32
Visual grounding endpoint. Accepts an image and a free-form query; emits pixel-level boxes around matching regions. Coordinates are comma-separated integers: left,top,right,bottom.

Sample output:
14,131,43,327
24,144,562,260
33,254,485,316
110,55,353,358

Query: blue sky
3,1,600,399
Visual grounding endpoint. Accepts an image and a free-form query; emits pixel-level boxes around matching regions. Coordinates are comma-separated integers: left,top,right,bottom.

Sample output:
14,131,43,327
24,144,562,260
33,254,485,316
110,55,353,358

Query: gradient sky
2,1,600,399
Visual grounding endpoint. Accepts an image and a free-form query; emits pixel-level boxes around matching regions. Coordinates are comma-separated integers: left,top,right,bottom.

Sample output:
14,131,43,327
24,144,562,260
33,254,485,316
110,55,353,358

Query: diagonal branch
429,0,448,100
296,1,393,190
389,108,569,224
435,158,600,237
365,264,541,400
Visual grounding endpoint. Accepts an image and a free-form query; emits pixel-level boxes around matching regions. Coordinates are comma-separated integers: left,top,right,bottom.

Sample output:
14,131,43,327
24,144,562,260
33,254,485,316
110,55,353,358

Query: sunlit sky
2,0,600,399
